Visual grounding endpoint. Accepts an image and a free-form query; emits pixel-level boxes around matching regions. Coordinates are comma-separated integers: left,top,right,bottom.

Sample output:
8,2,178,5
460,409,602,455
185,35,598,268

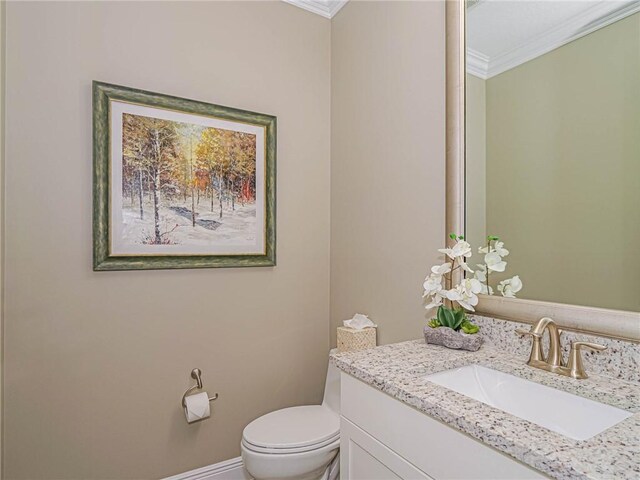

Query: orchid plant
423,234,522,334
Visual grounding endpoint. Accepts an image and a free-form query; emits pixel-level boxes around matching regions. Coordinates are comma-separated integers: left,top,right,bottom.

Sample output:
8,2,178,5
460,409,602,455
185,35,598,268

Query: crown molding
466,0,485,12
468,1,640,79
466,49,489,79
282,0,348,19
327,0,348,18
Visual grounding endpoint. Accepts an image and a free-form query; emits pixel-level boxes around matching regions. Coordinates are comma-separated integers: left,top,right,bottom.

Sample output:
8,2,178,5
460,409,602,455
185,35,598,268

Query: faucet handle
571,341,607,353
567,341,607,379
515,328,542,339
515,328,544,364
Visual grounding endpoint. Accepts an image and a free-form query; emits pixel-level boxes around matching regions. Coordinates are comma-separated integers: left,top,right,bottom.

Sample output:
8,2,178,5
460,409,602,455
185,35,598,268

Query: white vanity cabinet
340,373,549,480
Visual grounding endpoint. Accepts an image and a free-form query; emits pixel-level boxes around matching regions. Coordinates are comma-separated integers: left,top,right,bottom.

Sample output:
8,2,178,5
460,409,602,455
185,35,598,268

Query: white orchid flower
424,236,520,311
461,278,483,296
471,266,493,294
511,275,523,292
479,283,494,295
424,293,444,310
460,261,474,274
494,241,509,257
439,240,472,260
431,263,452,276
453,240,473,258
474,264,487,282
443,279,482,312
485,252,507,272
497,275,523,298
422,274,443,297
457,297,478,311
451,282,480,311
441,289,460,303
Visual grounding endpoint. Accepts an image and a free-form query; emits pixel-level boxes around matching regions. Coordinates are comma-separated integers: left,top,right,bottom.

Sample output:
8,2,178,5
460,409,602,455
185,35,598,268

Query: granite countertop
331,340,640,480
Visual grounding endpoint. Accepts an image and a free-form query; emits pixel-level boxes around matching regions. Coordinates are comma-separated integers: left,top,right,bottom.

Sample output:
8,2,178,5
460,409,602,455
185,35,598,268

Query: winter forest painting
94,83,275,270
108,100,267,257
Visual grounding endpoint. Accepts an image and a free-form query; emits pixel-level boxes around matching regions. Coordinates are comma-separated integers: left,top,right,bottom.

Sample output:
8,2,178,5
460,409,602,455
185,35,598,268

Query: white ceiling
282,0,348,19
467,0,640,79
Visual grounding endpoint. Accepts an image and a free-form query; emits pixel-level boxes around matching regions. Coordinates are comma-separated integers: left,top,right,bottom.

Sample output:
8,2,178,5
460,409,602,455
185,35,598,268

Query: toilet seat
242,405,339,454
243,432,340,454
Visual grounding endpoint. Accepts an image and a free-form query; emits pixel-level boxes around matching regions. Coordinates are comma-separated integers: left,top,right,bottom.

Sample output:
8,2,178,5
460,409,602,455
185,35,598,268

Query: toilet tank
322,350,341,414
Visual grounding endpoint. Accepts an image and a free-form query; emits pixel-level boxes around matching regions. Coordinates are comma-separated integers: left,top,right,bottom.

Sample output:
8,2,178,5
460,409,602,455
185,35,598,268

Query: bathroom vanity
340,372,546,479
332,341,640,480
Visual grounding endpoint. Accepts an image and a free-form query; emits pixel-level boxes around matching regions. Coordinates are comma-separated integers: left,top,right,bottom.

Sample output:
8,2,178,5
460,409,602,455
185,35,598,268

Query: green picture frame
93,81,276,271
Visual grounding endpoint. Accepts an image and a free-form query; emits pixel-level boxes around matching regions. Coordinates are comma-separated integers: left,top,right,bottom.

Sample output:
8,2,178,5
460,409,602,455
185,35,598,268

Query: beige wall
485,13,640,311
465,73,486,250
0,1,5,475
330,1,445,346
4,2,330,479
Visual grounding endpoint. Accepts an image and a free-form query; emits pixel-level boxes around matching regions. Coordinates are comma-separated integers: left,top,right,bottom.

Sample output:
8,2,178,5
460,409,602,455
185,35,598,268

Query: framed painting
93,81,276,270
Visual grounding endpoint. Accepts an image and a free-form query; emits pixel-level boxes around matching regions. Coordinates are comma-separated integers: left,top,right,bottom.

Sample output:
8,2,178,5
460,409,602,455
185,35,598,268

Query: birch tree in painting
120,113,258,247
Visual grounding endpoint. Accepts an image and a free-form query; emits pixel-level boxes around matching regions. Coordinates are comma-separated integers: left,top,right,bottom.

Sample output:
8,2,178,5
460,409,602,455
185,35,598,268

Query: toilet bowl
241,355,341,480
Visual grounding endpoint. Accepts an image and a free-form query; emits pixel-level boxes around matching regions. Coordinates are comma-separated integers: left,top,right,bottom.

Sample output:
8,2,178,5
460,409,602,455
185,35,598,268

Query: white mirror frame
445,0,640,343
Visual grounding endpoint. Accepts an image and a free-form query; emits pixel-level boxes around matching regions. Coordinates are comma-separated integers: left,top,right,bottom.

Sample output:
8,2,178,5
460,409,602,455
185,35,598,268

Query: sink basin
425,364,632,441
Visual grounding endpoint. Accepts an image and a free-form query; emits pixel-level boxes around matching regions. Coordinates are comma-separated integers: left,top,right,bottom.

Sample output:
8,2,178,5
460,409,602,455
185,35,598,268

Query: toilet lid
242,405,340,450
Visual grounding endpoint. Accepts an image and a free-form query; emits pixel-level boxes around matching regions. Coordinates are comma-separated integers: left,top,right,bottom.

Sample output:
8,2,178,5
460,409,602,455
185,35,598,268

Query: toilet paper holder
181,368,219,409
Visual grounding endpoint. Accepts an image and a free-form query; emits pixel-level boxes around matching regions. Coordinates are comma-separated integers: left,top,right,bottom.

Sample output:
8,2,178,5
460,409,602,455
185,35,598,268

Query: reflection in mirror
465,1,640,312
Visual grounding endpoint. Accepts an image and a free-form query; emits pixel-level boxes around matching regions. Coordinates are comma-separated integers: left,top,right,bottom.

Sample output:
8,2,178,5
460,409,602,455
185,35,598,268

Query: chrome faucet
516,317,606,379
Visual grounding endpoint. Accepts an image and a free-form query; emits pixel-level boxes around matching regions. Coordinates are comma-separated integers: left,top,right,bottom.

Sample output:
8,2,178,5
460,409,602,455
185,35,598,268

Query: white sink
425,364,632,441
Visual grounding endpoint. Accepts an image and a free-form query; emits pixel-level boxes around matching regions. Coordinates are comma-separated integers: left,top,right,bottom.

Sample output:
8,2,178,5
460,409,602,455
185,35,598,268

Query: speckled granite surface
331,340,640,480
470,314,640,384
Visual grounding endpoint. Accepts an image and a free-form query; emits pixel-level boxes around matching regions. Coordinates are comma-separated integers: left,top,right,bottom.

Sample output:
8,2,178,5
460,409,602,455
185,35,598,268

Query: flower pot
423,326,483,352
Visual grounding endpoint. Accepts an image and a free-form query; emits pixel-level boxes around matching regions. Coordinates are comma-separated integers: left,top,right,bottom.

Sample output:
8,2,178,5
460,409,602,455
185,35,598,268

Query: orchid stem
447,236,457,308
485,238,491,293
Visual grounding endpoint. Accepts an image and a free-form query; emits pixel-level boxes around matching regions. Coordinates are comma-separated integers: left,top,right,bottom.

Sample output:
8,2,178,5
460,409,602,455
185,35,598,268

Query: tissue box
337,326,377,353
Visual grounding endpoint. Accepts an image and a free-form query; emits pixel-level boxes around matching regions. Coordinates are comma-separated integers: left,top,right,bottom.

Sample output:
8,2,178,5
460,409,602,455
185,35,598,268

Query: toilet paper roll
184,392,211,423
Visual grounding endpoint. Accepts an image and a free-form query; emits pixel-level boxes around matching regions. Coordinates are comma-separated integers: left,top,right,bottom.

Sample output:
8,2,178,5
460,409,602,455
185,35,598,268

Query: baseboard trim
164,457,252,480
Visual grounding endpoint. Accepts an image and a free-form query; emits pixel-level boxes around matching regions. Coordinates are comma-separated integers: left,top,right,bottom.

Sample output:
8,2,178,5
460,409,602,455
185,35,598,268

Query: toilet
241,355,341,480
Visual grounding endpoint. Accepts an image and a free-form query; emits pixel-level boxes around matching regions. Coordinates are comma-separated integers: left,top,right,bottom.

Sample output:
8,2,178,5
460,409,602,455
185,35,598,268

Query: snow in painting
109,101,265,256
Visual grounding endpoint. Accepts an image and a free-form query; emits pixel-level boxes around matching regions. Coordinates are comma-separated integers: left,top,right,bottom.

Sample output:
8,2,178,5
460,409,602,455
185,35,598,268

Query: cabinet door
341,417,433,480
341,373,549,480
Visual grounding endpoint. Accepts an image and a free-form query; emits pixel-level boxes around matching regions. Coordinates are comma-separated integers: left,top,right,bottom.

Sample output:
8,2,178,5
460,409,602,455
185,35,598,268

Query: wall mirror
446,0,640,341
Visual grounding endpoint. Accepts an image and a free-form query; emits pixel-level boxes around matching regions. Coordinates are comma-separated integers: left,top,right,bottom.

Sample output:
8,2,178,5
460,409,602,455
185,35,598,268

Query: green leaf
449,233,457,240
438,306,472,331
428,318,441,328
453,316,465,331
452,309,466,330
460,320,480,334
458,235,465,240
441,308,457,329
